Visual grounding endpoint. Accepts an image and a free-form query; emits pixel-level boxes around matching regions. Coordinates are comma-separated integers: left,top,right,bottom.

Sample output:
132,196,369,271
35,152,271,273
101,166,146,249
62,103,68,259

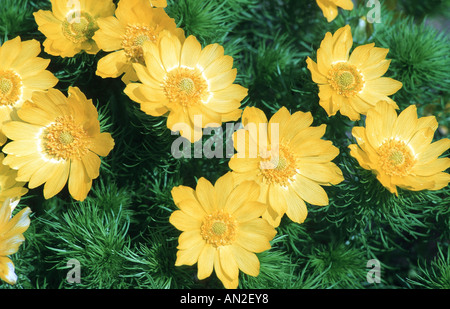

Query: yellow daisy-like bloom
316,0,354,22
229,106,344,227
93,0,184,84
349,101,450,196
124,33,247,143
0,36,58,145
149,0,167,7
169,173,277,289
33,0,116,57
2,87,115,201
0,198,31,285
306,25,403,121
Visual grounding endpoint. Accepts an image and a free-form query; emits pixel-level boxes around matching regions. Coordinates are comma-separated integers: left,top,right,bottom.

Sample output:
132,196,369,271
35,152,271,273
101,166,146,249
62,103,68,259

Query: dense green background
0,0,449,289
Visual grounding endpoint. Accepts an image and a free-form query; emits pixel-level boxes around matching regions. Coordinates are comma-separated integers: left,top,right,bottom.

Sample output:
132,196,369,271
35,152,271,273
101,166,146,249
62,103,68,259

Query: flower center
260,144,297,186
0,70,23,106
328,62,364,97
200,210,237,247
59,131,75,145
42,116,91,160
62,11,98,43
178,78,195,95
163,67,209,107
122,24,160,63
378,139,415,176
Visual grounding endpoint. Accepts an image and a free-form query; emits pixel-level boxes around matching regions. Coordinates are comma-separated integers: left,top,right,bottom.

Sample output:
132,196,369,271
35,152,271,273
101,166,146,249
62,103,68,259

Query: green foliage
0,0,449,291
406,243,450,289
374,17,450,108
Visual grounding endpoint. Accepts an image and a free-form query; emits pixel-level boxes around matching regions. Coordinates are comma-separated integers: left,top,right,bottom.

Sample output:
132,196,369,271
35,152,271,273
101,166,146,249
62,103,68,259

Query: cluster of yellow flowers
0,0,448,288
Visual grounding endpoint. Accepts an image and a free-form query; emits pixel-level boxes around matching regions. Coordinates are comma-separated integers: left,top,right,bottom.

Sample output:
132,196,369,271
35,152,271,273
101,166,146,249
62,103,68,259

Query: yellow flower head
0,36,58,145
349,101,450,196
124,33,247,143
229,106,344,227
33,0,116,57
149,0,167,7
93,0,184,84
169,173,277,289
316,0,354,22
2,87,115,201
0,198,31,285
306,25,403,121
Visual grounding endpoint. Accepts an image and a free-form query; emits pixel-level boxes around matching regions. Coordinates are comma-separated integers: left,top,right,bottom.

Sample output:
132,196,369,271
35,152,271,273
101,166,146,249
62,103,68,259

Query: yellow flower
349,101,450,196
169,173,277,289
2,87,115,201
306,25,403,121
33,0,116,57
0,154,28,205
93,0,184,84
124,33,247,143
316,0,354,22
0,36,58,145
149,0,167,7
0,198,31,285
229,106,344,227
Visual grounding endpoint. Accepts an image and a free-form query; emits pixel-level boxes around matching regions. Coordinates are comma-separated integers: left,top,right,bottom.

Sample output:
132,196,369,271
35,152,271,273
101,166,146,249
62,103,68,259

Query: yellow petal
291,174,329,206
235,218,275,253
365,102,396,148
306,57,328,84
171,185,196,206
208,69,237,92
177,230,205,250
348,43,375,67
197,44,224,71
234,201,266,223
213,172,234,209
181,35,202,68
203,55,234,80
43,160,70,199
2,121,41,141
366,77,403,96
89,132,115,157
218,246,239,281
0,37,22,70
268,184,288,218
281,110,314,143
214,249,238,289
68,159,92,201
392,104,418,142
331,25,353,62
0,256,17,285
225,180,260,215
81,151,101,179
284,189,308,224
94,16,124,51
316,0,338,22
169,210,202,232
17,102,56,126
230,245,260,277
159,35,181,72
28,160,60,189
175,242,204,266
418,138,450,164
177,199,206,221
197,243,215,280
96,50,128,79
412,158,450,177
2,140,38,157
298,162,344,185
195,177,217,213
